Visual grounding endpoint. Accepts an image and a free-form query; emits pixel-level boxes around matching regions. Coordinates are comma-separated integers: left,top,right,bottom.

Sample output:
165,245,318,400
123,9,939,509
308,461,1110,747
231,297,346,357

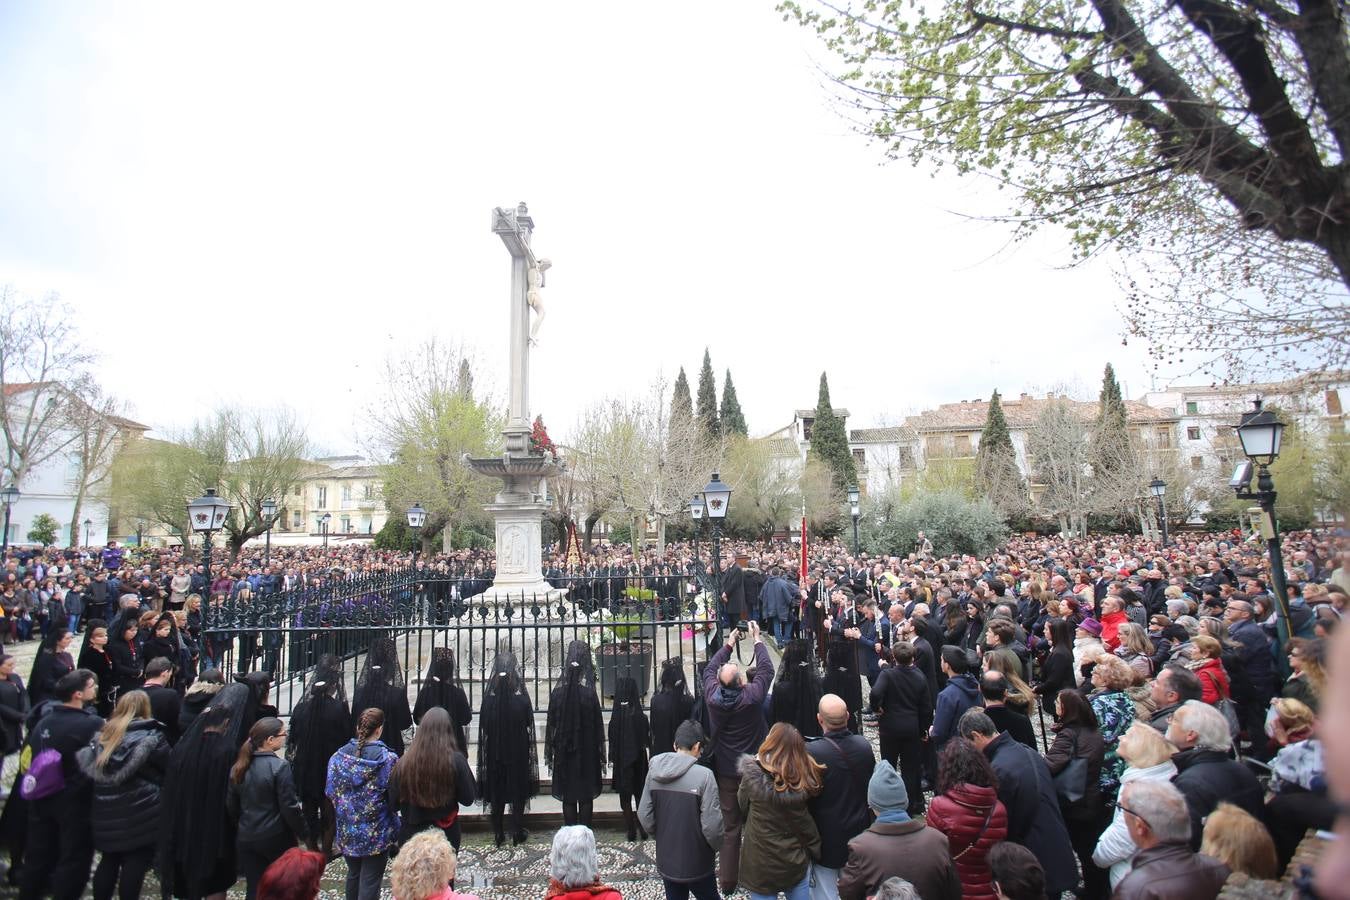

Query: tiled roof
850,426,916,443
763,438,800,457
2,381,49,397
908,396,1178,432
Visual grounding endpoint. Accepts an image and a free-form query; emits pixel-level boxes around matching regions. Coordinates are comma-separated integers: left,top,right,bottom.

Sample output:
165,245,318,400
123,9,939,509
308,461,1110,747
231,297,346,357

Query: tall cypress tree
670,367,693,431
720,369,749,437
1091,363,1133,478
975,390,1027,515
808,372,857,493
695,348,720,439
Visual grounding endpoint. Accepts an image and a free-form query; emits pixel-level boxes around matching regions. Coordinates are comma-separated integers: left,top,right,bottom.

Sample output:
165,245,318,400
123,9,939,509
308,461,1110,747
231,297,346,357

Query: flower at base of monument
530,415,558,459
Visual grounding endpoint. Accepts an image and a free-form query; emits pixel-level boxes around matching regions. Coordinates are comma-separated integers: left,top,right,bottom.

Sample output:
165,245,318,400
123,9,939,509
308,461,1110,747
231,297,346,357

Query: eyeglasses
1117,804,1151,831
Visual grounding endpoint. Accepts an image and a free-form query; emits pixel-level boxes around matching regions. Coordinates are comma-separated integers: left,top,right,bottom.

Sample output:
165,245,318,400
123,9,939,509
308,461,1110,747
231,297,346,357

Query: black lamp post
701,472,732,627
406,502,426,566
847,485,861,555
1232,399,1291,650
689,492,704,570
261,498,277,568
1148,477,1168,545
320,512,331,550
83,518,92,547
188,488,231,591
0,484,18,552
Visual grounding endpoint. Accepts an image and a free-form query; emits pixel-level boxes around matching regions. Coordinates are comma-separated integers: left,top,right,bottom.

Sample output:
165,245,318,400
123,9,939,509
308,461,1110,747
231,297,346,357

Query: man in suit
720,553,747,633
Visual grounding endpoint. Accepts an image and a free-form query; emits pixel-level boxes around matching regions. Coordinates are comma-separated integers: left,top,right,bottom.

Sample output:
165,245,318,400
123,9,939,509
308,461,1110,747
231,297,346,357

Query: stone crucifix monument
465,203,567,602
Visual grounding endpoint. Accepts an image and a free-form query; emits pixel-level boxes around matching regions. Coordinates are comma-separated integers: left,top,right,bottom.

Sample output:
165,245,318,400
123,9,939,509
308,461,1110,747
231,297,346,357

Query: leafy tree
975,391,1029,517
720,370,749,437
695,349,720,440
366,340,500,554
808,372,857,496
26,512,59,546
372,516,418,552
860,489,1005,557
780,0,1350,378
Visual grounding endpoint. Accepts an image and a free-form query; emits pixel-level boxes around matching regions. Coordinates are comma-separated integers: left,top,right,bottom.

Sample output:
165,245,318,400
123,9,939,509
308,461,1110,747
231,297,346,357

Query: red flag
800,516,808,615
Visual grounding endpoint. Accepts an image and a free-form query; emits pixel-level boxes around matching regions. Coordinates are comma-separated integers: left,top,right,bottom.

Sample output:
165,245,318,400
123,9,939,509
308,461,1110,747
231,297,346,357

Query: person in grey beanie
836,761,961,900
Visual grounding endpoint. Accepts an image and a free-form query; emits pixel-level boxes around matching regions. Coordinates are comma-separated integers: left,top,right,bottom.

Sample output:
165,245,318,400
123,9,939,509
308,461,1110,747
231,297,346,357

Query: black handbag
1051,729,1089,805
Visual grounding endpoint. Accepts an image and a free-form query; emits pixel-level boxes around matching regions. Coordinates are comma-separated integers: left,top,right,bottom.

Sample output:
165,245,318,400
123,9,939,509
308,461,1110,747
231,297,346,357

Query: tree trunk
68,490,86,548
655,516,667,556
1326,225,1350,291
583,514,600,551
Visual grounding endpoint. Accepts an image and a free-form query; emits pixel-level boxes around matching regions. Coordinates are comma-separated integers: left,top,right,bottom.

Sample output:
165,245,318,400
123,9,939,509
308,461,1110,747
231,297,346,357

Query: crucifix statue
490,202,552,457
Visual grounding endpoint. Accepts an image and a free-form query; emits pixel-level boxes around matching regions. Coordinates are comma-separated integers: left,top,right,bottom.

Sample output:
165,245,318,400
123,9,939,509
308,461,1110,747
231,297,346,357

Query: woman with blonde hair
1113,623,1155,680
1091,722,1179,890
1282,637,1326,713
736,723,825,900
981,649,1034,716
76,689,171,900
389,829,480,900
1187,635,1231,705
1200,803,1278,879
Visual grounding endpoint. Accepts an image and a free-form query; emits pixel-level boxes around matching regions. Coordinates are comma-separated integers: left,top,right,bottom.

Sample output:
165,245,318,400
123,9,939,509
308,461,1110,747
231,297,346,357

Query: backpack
19,748,65,800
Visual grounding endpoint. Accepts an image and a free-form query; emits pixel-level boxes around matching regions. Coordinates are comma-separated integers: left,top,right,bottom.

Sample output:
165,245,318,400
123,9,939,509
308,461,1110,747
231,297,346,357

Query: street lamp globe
320,512,332,528
847,485,861,517
0,485,18,505
188,489,231,533
1149,477,1166,499
406,503,427,529
689,493,704,521
261,498,277,521
1236,399,1286,466
701,473,732,520
83,518,92,527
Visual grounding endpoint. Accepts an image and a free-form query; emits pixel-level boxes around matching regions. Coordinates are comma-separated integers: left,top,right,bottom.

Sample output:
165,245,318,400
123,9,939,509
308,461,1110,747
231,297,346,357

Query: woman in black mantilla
158,683,258,900
413,646,472,753
350,638,412,754
649,656,693,755
770,638,824,738
477,651,538,847
287,655,350,857
820,636,862,733
608,677,651,841
545,640,605,827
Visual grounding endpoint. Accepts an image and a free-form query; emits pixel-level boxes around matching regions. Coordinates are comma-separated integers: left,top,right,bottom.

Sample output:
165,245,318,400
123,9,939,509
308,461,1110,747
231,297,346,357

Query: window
1191,456,1204,470
362,517,373,534
1328,390,1343,416
897,448,916,469
363,484,374,499
292,511,302,529
1187,427,1201,441
953,434,972,457
315,486,327,508
925,436,944,459
852,449,866,468
340,516,351,533
801,418,815,441
1155,427,1172,449
1185,401,1199,415
341,484,352,502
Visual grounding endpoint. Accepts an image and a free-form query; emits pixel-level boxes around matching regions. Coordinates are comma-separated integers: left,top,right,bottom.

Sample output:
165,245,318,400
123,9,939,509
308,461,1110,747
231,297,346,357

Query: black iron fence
201,571,730,765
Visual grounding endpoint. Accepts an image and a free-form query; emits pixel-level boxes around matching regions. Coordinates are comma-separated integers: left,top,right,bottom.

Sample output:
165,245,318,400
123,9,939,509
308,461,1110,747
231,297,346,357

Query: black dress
413,648,473,753
0,674,29,754
608,679,650,794
109,638,143,697
351,639,412,754
545,643,605,803
477,654,539,809
649,671,694,758
77,645,116,717
770,639,824,738
289,686,351,808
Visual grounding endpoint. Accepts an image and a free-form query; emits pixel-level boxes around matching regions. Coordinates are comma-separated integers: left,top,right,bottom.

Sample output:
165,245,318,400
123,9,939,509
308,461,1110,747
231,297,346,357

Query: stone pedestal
464,452,567,604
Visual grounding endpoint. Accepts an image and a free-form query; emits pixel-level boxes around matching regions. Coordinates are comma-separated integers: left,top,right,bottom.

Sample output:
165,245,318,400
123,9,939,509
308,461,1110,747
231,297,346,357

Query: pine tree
695,348,720,440
456,359,474,399
975,390,1027,517
720,369,749,437
808,372,857,494
1090,363,1133,478
670,368,693,430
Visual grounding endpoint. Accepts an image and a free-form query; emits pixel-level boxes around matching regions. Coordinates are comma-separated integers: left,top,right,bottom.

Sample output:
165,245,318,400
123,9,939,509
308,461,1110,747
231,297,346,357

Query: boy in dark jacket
638,721,724,900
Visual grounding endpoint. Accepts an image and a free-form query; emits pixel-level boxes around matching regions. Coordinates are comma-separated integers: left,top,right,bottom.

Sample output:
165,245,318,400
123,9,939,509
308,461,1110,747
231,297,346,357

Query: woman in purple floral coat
326,708,400,900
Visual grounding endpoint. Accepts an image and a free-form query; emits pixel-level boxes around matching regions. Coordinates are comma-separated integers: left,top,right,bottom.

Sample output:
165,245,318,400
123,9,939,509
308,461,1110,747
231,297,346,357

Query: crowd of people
0,526,1346,899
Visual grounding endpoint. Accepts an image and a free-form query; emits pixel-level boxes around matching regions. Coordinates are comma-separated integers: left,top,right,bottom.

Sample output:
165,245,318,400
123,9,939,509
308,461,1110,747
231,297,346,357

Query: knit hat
1077,617,1103,637
867,760,909,813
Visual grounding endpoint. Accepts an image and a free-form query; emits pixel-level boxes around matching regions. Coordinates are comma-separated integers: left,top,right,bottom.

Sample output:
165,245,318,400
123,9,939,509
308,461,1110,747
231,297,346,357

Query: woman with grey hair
872,877,920,900
545,826,621,900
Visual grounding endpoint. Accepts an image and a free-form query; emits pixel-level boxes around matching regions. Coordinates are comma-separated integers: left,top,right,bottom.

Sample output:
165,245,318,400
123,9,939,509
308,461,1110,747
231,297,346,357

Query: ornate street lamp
261,498,277,570
688,492,705,593
1232,399,1292,653
1148,477,1168,545
847,485,861,555
701,472,732,629
188,488,231,587
0,484,18,553
83,518,92,547
320,512,332,550
407,502,426,566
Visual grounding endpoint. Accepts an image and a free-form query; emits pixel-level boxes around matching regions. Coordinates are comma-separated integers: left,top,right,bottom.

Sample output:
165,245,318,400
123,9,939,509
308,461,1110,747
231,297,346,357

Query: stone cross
491,202,545,457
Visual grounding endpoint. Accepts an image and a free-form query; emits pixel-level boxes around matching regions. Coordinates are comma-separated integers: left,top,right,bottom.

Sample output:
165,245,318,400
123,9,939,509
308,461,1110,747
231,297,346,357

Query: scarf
544,878,616,898
875,809,911,824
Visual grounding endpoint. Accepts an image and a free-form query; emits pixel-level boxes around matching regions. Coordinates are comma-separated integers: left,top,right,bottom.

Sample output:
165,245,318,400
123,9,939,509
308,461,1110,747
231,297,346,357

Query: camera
736,619,749,633
1229,461,1254,492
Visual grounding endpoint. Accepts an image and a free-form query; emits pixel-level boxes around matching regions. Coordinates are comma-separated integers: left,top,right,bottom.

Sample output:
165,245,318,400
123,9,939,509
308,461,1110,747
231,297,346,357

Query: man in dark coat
959,709,1077,897
141,657,182,746
720,554,747,631
869,641,931,814
1166,700,1264,848
757,568,797,647
806,693,876,897
980,671,1037,749
20,668,103,900
1112,780,1229,900
702,622,771,895
1224,598,1275,752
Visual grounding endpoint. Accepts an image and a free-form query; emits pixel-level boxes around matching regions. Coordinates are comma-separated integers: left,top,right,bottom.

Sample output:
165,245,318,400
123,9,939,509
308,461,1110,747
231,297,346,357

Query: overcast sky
0,2,1169,454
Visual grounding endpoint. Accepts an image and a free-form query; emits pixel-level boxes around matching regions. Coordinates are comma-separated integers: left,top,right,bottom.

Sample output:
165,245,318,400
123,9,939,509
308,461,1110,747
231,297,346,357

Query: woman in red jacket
1190,635,1231,703
926,738,1009,900
543,826,621,900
